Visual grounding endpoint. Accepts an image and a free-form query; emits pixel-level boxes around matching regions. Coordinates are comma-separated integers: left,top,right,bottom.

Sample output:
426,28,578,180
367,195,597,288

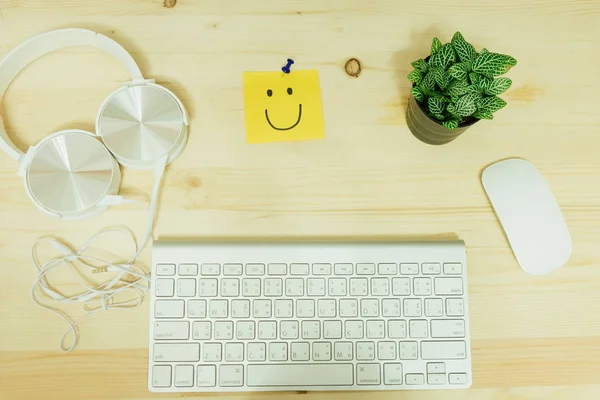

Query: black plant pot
406,95,478,146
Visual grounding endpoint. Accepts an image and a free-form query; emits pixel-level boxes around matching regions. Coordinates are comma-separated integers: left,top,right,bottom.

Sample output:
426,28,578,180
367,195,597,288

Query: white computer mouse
481,158,572,275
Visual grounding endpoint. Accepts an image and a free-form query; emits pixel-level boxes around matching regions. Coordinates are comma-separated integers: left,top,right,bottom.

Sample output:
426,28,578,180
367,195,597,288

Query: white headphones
0,28,188,219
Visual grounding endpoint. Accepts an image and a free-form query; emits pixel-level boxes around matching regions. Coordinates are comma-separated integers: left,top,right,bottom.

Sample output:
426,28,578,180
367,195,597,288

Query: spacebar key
247,364,353,386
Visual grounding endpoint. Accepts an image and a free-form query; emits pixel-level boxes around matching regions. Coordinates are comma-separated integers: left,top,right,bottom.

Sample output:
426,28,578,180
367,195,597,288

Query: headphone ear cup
96,83,188,169
24,130,121,219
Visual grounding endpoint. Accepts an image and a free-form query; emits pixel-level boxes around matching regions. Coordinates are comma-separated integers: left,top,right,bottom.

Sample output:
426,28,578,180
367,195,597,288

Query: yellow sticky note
243,70,325,143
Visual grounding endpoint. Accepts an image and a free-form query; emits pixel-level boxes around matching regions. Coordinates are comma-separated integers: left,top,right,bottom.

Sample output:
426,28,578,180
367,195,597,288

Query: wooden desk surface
1,0,600,399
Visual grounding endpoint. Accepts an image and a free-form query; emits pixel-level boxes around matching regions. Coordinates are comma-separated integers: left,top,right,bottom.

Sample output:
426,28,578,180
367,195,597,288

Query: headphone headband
0,28,144,160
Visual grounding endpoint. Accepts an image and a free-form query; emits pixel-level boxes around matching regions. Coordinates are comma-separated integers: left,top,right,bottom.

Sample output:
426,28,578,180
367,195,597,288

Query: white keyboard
148,241,472,392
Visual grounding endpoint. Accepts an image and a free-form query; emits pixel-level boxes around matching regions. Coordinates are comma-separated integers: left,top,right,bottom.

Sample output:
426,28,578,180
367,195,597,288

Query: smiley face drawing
243,70,325,143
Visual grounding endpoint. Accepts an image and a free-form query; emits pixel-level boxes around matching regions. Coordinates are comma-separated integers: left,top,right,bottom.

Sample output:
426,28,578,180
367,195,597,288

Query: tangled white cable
30,156,167,352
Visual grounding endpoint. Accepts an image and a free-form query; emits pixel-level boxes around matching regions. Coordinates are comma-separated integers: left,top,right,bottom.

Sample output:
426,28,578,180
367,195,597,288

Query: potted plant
406,32,517,145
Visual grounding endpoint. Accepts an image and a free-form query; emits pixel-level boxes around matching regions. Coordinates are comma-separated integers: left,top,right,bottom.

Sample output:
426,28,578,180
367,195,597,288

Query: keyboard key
198,278,218,297
268,263,287,275
197,365,216,387
209,299,228,318
203,343,222,362
356,263,375,275
253,299,272,318
413,277,432,296
178,263,198,276
177,279,196,297
247,342,266,361
274,299,293,318
383,363,403,385
187,299,206,318
366,320,385,339
377,341,396,360
242,278,261,296
297,299,315,318
406,373,424,385
246,364,353,386
258,321,277,340
350,278,368,296
409,320,428,338
220,278,239,297
427,363,446,374
339,299,358,317
345,320,364,339
382,298,401,317
334,263,353,275
431,319,466,338
400,263,419,275
356,363,380,385
422,263,441,275
399,341,418,360
428,373,446,385
328,278,347,296
434,278,463,295
236,321,255,340
312,342,332,361
281,320,299,339
154,321,189,340
360,298,379,317
388,320,407,339
403,298,422,317
323,320,342,339
446,298,465,316
214,321,233,340
174,365,194,387
444,262,463,275
152,365,171,387
156,264,175,276
291,342,310,361
425,298,444,317
155,299,184,318
155,279,174,297
285,278,304,296
201,263,220,276
378,263,397,275
318,299,336,317
192,321,211,340
334,341,353,360
312,263,331,275
301,320,320,339
371,278,390,296
246,263,265,276
290,263,309,275
231,299,250,318
269,342,288,361
225,343,244,361
392,277,411,296
154,343,199,362
421,341,467,359
219,364,243,387
307,278,326,296
264,278,283,297
356,341,375,360
223,263,243,276
449,372,468,384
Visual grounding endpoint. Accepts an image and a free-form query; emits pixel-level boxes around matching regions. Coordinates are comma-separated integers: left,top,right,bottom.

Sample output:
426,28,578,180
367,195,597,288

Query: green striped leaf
446,104,459,117
431,37,442,54
429,67,450,90
411,86,425,102
469,72,481,85
473,110,494,120
472,52,518,77
477,95,507,114
453,92,481,117
451,31,477,62
442,119,460,130
411,59,429,74
480,48,489,54
447,63,468,81
408,69,423,84
445,80,470,97
431,113,445,121
419,71,436,91
485,77,512,95
428,97,445,115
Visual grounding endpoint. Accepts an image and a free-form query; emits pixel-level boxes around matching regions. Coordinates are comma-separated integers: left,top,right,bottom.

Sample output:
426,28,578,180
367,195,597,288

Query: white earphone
0,28,188,218
0,28,190,351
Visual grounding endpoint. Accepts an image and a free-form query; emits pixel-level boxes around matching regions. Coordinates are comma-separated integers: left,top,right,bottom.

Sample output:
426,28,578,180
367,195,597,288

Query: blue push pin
281,58,294,74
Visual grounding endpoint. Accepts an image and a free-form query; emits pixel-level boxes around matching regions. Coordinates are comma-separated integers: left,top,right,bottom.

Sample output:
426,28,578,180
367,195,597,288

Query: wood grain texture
1,0,600,399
